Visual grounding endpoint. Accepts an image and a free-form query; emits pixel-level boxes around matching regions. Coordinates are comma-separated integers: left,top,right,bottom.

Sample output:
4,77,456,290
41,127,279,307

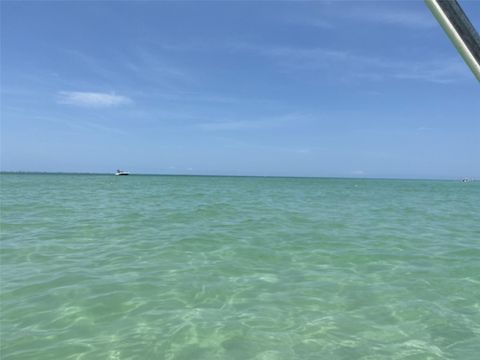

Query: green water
1,173,479,359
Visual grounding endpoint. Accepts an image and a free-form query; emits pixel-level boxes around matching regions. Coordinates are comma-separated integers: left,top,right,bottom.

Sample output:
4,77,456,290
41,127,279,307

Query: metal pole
425,0,480,82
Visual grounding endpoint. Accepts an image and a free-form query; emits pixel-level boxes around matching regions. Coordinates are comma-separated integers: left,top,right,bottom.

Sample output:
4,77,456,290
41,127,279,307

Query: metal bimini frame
425,0,480,81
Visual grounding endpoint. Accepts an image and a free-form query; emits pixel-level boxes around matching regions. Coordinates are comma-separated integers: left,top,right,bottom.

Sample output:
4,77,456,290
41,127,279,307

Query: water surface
1,174,479,359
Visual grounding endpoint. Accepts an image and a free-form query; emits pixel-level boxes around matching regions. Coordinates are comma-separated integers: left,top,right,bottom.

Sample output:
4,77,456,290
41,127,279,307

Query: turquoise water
1,173,479,359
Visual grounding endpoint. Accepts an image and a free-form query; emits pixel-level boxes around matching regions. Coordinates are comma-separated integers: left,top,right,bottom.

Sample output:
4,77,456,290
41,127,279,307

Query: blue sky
1,0,479,178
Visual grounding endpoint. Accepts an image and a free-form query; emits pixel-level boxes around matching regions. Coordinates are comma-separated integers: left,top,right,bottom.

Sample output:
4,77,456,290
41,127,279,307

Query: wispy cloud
281,4,435,31
197,112,311,132
198,120,266,131
352,170,365,176
64,50,119,83
233,42,468,83
284,15,333,30
64,48,191,93
57,91,133,108
352,57,468,84
130,48,192,87
34,115,127,135
390,59,467,83
347,7,436,29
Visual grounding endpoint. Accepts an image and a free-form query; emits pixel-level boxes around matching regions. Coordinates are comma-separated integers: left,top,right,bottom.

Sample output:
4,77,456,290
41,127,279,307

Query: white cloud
57,91,132,108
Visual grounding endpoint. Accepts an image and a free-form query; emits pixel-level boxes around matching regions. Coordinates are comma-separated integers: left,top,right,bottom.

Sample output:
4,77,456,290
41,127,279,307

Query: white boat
115,169,130,176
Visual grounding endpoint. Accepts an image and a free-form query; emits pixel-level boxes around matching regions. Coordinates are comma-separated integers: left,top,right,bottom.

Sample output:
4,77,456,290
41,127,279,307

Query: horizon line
0,170,472,182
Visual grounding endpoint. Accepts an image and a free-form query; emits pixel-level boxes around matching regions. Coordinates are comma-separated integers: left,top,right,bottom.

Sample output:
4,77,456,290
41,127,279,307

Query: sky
1,0,479,179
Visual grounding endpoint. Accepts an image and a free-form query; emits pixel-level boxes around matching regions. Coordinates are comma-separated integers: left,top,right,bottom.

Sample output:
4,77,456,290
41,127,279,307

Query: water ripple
1,174,479,359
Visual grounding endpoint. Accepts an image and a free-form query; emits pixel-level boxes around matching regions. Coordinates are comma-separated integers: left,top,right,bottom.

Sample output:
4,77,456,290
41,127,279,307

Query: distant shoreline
0,171,469,182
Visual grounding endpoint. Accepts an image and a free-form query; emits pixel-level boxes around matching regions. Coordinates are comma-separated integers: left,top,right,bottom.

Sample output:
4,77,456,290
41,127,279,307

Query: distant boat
115,169,130,176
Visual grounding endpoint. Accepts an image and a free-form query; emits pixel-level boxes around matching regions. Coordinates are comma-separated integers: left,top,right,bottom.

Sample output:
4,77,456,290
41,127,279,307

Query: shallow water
1,174,479,359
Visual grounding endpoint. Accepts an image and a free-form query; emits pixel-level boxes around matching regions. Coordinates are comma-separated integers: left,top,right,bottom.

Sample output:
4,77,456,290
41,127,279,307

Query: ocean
1,173,479,359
